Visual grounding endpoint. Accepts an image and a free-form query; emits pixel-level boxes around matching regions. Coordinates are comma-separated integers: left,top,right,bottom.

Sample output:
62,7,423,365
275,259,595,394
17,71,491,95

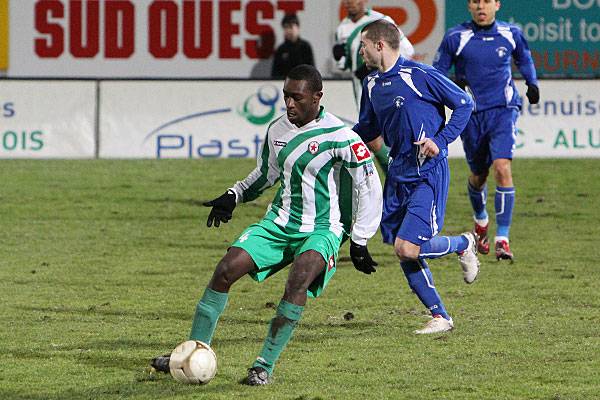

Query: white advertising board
8,0,444,78
0,80,96,158
100,79,600,159
513,80,600,157
448,80,600,159
99,80,357,158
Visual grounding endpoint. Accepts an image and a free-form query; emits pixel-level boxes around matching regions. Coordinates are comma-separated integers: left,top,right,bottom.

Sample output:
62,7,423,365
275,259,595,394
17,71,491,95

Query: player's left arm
339,135,383,274
512,26,540,104
420,68,473,155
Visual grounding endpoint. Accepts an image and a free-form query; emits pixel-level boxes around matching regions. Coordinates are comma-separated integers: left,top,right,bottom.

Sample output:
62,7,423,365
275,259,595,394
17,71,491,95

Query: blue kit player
354,20,480,334
433,0,540,261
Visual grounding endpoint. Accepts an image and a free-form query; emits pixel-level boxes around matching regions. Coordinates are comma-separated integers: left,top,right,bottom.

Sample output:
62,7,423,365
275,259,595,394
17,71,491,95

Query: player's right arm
352,76,380,144
204,124,281,227
332,28,348,71
432,33,453,74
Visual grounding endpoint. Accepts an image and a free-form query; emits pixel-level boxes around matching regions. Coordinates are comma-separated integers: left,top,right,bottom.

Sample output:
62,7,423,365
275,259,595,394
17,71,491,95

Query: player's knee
284,271,311,296
394,242,419,262
212,260,238,289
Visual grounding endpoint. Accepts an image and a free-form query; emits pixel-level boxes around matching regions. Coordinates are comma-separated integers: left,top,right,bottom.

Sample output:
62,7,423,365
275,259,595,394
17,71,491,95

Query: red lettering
276,0,304,15
563,50,579,71
105,0,135,58
34,0,64,58
183,0,212,59
149,0,178,58
245,1,274,59
219,1,241,59
69,0,99,58
582,51,600,71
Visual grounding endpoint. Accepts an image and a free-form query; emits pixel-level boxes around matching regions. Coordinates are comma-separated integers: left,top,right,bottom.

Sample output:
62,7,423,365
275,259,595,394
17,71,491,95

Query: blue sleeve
352,78,380,143
512,27,538,87
432,33,454,76
422,69,473,151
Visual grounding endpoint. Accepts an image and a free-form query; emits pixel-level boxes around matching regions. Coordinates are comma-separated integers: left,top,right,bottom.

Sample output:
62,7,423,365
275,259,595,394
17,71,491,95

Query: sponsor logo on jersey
496,47,508,58
308,141,319,154
382,81,392,87
274,140,287,147
351,142,371,161
327,255,335,272
363,162,375,176
483,37,495,41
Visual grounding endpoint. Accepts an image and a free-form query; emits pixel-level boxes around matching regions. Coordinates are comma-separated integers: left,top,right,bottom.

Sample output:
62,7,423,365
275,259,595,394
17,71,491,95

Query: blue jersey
353,57,472,183
433,20,538,113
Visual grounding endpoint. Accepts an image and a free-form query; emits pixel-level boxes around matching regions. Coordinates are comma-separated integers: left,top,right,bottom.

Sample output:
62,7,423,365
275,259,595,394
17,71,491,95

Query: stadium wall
1,79,599,159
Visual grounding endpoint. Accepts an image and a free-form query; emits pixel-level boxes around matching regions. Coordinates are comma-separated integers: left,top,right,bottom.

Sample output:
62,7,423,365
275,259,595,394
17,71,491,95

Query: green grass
1,158,600,400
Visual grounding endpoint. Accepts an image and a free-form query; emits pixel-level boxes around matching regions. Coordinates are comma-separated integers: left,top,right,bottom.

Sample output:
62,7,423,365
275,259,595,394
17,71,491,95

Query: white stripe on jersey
456,30,474,56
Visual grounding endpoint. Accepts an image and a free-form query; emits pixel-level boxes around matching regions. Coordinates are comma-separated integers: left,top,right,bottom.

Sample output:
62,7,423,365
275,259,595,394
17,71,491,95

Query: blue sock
468,181,488,220
400,260,450,320
419,235,469,259
495,186,515,239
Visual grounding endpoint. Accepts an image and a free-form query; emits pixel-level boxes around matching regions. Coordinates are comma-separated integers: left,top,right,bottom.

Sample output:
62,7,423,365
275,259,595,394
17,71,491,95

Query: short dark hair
361,19,400,50
281,14,299,27
286,64,323,92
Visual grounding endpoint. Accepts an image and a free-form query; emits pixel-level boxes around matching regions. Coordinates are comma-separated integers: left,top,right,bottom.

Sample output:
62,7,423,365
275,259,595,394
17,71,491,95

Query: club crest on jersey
308,141,319,154
496,47,508,58
394,96,405,108
351,142,371,161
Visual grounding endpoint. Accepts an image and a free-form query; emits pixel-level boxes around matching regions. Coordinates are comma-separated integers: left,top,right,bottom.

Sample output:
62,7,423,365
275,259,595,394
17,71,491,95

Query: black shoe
245,366,272,386
150,354,170,373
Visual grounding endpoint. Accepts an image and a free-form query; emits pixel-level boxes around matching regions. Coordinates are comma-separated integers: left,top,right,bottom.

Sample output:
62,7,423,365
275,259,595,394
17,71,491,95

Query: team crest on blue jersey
394,96,405,108
496,47,508,58
308,141,319,154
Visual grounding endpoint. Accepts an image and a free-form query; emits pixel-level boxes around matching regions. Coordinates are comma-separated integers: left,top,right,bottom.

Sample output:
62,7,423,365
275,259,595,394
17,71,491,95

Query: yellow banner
0,0,7,70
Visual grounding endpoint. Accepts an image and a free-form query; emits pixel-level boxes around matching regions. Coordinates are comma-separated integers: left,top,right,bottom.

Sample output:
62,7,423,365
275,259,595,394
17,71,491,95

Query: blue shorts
461,107,519,175
381,159,449,246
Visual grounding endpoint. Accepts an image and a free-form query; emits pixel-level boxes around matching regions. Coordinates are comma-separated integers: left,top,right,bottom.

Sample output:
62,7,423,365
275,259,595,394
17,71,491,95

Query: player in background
151,65,382,385
333,0,414,175
433,0,540,261
354,20,480,334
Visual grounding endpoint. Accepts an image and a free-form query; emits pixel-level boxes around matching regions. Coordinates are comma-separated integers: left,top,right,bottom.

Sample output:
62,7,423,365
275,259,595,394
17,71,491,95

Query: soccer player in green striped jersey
151,65,383,385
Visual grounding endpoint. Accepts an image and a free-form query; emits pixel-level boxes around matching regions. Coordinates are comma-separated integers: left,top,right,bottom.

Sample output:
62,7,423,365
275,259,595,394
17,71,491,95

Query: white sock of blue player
495,186,515,241
400,259,450,320
419,236,469,259
468,181,488,224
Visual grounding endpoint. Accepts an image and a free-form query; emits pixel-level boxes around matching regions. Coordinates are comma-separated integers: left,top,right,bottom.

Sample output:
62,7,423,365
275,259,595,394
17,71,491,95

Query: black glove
526,84,540,104
203,189,237,227
353,64,372,82
350,240,378,274
332,44,345,61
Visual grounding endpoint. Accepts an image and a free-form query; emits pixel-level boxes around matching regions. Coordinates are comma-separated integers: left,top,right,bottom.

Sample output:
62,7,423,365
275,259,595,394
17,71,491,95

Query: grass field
1,158,600,400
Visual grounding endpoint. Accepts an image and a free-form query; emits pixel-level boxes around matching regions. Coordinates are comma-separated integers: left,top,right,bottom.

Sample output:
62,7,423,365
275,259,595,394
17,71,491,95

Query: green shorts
231,219,343,298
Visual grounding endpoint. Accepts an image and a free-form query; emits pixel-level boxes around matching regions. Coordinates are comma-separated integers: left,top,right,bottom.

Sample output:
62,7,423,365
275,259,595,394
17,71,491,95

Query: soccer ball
169,340,217,384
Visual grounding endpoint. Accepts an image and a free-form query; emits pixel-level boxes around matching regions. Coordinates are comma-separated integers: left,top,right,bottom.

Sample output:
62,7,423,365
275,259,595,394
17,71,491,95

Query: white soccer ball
169,340,217,384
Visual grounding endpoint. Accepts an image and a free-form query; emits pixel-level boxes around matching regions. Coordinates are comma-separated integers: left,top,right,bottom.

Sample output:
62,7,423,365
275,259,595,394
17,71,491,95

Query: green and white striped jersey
231,108,382,244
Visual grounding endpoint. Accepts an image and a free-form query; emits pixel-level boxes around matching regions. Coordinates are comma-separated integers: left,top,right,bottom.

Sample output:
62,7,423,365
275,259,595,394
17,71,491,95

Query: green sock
252,300,304,376
189,287,228,345
373,145,390,175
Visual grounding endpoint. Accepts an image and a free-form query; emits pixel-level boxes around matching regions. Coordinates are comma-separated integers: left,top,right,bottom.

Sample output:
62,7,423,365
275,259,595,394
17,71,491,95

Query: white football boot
414,316,454,335
458,232,480,284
